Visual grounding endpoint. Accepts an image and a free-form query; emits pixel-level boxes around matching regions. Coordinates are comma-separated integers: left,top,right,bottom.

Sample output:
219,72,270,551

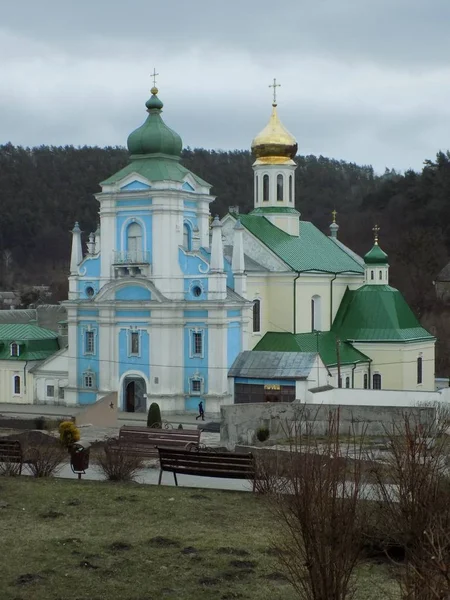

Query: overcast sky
1,0,450,173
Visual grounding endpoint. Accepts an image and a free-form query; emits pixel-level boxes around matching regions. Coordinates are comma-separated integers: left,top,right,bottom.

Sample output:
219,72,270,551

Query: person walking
196,400,205,421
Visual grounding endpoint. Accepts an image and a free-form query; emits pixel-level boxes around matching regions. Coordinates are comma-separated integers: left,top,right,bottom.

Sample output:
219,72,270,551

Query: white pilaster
70,222,83,275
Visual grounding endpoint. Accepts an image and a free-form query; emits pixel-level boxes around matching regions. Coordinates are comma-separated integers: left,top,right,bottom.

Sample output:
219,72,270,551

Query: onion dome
364,224,388,264
251,103,298,165
127,87,182,157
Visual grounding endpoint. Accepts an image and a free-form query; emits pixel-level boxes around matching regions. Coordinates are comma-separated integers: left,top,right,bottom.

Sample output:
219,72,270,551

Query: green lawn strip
0,478,398,600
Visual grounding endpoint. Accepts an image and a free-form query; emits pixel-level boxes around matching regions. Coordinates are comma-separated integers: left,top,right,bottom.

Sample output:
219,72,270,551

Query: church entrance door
124,376,147,413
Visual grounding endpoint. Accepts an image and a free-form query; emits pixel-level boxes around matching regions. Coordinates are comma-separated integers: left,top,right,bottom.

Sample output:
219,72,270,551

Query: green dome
364,243,388,265
127,87,182,157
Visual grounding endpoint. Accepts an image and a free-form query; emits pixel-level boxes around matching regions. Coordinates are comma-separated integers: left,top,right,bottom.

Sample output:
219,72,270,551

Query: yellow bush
59,421,80,447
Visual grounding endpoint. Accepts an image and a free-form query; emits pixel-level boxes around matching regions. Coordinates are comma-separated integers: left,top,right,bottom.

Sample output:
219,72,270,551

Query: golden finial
332,209,337,224
372,224,380,244
151,68,159,95
269,78,281,106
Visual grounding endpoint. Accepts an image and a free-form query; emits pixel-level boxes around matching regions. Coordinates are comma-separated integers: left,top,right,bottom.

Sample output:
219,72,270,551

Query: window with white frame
130,331,140,356
82,370,96,389
58,387,65,400
191,330,204,357
189,375,204,395
373,373,382,390
13,375,21,395
84,330,95,354
10,342,19,357
46,385,55,398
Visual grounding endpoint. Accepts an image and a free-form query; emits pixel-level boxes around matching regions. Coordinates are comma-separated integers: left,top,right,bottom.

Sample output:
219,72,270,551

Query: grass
0,478,399,600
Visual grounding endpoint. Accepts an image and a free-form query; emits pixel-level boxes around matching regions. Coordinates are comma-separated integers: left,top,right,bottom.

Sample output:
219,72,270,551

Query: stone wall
220,402,436,448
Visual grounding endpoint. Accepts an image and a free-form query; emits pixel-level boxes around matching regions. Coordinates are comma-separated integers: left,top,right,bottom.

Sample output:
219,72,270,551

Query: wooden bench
0,440,23,475
157,447,256,491
108,426,201,459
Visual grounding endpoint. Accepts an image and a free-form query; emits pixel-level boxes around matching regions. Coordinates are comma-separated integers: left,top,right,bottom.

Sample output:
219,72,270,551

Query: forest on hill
0,143,449,372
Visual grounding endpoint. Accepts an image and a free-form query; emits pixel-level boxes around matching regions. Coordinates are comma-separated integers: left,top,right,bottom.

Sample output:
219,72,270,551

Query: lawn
0,477,398,600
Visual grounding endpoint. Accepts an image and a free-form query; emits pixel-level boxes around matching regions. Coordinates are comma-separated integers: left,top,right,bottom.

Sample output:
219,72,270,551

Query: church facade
31,83,436,412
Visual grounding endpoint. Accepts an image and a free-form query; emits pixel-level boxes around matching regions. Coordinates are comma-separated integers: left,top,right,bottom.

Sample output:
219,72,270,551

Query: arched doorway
124,376,147,412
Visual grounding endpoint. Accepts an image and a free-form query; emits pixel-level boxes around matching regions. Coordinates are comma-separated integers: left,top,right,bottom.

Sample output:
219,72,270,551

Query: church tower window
255,176,259,204
183,224,192,250
263,175,269,202
126,222,143,261
85,330,95,354
289,175,293,203
253,299,261,333
10,343,19,357
277,174,283,201
373,373,382,390
130,331,140,356
190,330,204,358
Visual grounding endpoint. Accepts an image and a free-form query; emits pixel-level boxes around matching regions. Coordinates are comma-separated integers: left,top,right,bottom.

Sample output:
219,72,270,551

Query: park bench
107,426,201,459
0,440,23,475
157,447,256,491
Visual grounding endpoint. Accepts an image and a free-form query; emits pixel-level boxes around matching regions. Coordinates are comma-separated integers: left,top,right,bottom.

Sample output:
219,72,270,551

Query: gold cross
373,224,380,244
151,68,159,88
332,209,337,224
269,78,281,105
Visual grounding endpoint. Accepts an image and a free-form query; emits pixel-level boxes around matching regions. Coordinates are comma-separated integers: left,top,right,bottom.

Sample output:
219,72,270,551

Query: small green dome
364,243,388,265
127,87,182,157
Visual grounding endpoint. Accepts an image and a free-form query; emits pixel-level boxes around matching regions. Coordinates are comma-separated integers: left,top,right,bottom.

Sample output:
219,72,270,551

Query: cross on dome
332,209,337,224
372,224,380,244
151,68,159,88
269,78,281,105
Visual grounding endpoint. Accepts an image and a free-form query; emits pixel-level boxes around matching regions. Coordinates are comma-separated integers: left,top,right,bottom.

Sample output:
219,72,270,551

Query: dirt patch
40,510,64,519
264,547,287,556
67,499,82,506
79,560,100,569
15,573,44,586
221,594,245,600
110,542,132,551
229,560,257,569
181,546,198,554
216,547,250,557
114,494,138,502
199,577,220,586
5,430,60,447
263,572,287,582
148,536,180,548
60,537,81,545
190,494,210,500
219,569,255,581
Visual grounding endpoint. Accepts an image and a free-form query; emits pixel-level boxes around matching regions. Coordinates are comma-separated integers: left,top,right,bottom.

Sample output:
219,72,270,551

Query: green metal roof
364,243,389,265
250,207,300,215
254,331,370,367
331,285,434,342
101,155,211,187
0,324,60,361
236,214,364,274
0,324,59,341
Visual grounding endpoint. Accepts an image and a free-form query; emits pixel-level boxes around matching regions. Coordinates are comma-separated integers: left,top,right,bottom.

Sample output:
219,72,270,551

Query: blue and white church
44,85,250,413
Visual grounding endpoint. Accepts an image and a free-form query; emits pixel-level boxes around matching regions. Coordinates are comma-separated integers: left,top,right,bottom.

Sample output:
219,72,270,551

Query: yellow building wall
0,360,35,404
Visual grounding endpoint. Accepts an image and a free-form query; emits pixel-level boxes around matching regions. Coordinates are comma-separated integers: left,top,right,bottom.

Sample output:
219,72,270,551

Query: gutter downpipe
330,273,338,329
351,362,357,388
24,360,28,397
293,272,301,334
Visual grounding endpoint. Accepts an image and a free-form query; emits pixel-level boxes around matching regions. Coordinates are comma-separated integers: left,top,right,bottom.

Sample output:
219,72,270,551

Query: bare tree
256,408,368,600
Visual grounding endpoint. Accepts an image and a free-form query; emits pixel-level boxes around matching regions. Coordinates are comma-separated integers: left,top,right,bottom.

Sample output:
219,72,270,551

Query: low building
0,324,60,404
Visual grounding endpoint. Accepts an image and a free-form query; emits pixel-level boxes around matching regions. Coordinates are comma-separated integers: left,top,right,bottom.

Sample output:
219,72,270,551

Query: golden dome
251,103,298,165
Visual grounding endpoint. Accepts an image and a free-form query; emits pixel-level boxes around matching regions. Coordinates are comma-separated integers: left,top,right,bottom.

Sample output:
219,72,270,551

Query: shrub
177,424,183,430
34,416,46,430
256,426,270,442
97,442,144,482
27,441,66,478
147,403,162,428
59,421,80,448
0,454,21,476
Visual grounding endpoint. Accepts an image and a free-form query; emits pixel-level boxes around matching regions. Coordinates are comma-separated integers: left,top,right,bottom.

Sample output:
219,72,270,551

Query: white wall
305,387,444,407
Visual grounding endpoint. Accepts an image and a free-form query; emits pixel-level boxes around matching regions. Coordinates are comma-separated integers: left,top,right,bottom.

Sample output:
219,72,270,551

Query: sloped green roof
0,324,58,341
101,155,211,187
250,207,300,214
364,243,388,265
236,214,364,274
254,331,370,367
332,285,434,342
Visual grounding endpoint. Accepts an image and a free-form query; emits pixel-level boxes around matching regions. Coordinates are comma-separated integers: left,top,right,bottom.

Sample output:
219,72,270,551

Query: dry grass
0,478,399,600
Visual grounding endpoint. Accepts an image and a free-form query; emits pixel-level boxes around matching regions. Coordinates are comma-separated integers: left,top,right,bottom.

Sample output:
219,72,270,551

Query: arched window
127,222,143,261
10,343,19,357
379,270,383,280
183,224,192,250
417,356,423,384
263,175,269,202
373,373,382,390
345,376,350,388
363,373,368,389
253,299,261,333
13,375,20,395
371,270,374,280
311,295,322,331
255,176,259,204
277,174,284,201
289,175,293,203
